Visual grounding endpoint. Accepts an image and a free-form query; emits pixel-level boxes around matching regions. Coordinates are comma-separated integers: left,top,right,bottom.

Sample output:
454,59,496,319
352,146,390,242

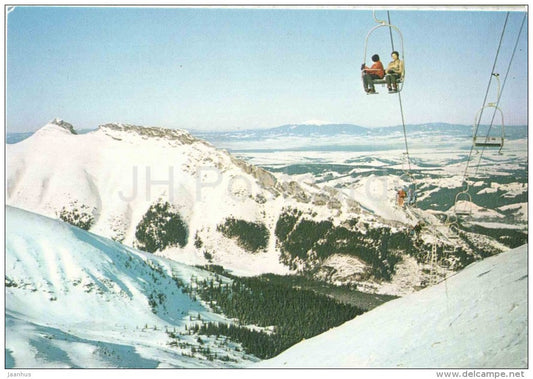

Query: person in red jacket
361,54,385,94
397,188,407,207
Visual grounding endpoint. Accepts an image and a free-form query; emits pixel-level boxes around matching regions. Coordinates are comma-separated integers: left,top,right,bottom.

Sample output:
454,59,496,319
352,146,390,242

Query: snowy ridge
5,206,257,368
258,244,527,368
98,123,204,146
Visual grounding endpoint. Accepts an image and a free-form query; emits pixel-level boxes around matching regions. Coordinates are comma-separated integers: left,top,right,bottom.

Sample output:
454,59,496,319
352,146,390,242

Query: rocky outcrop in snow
35,118,77,135
98,123,203,145
230,155,279,192
51,118,77,134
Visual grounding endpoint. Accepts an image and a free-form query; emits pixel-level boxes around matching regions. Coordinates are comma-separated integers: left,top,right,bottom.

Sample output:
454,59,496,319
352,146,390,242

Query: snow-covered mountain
5,205,259,368
6,119,507,295
258,244,528,368
7,119,290,274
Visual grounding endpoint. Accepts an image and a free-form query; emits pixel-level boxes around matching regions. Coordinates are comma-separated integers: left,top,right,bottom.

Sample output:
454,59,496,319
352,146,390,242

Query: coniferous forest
178,270,365,359
217,217,269,253
135,201,189,252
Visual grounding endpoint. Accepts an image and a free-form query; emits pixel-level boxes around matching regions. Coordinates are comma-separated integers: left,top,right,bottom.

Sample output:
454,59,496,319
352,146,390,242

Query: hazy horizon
7,6,528,133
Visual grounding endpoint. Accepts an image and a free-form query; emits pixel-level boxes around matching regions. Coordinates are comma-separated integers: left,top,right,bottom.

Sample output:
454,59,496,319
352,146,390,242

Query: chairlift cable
387,11,396,52
398,94,411,172
470,12,509,150
387,10,411,173
462,12,509,183
473,12,526,176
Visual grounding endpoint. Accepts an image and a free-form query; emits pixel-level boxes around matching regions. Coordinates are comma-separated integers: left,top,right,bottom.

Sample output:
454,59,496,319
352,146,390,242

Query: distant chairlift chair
453,190,473,218
472,74,505,154
473,103,505,153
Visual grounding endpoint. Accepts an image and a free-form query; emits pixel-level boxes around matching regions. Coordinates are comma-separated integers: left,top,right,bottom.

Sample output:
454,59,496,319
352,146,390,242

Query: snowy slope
5,206,257,368
258,244,528,368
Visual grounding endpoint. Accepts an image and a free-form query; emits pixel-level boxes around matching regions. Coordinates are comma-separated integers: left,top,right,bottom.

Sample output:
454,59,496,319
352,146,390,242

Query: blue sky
6,6,528,132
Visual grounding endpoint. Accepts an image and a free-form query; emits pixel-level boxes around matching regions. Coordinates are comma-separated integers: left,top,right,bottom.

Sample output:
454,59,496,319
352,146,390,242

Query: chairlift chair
362,11,405,93
442,213,461,239
473,103,505,152
400,171,417,206
447,223,461,239
454,191,473,217
472,74,505,153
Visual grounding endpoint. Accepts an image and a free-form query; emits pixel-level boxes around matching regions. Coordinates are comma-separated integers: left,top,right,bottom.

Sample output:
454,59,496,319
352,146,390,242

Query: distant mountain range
7,122,527,145
192,122,527,141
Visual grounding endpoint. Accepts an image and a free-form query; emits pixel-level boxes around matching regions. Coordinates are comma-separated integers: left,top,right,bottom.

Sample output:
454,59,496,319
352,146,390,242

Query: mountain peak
47,118,77,134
